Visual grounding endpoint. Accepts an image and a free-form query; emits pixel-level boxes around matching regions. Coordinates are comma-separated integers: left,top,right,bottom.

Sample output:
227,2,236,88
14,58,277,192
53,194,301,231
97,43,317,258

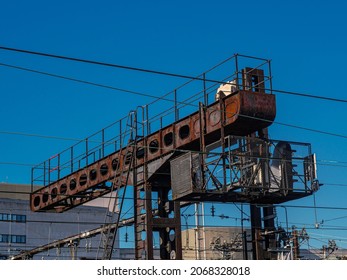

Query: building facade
181,226,252,260
0,183,118,260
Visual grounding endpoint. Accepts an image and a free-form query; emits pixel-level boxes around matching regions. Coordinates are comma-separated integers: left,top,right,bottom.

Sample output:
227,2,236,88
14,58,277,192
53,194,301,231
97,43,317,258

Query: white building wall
0,184,120,260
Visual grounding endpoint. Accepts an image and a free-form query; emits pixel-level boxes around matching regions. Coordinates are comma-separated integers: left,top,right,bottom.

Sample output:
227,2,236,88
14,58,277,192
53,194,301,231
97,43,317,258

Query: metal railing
31,54,273,190
203,136,318,195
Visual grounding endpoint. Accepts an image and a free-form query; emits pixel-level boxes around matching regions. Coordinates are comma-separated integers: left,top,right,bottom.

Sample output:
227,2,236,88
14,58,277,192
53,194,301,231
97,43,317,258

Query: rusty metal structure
28,54,319,260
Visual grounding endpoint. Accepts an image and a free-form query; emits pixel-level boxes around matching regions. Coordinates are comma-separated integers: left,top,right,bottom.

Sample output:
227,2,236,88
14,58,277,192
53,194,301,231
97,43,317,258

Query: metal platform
170,136,319,204
30,87,276,212
27,55,320,260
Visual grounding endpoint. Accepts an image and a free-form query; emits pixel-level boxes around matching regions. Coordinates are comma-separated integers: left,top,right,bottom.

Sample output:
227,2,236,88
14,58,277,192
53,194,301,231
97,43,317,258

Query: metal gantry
23,55,319,260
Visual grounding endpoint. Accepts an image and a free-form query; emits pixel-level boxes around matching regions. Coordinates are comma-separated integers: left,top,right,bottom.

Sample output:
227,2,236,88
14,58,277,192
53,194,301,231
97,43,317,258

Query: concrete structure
0,183,116,260
297,249,347,260
181,226,252,260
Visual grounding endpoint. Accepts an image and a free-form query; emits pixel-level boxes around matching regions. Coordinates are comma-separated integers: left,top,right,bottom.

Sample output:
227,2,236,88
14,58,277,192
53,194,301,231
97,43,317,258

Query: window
0,234,26,243
0,234,9,243
0,213,26,223
0,214,7,221
14,214,26,223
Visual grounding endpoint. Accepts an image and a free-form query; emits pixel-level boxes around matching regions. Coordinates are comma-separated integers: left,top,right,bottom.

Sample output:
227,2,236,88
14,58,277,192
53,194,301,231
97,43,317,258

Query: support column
263,206,277,259
134,183,182,260
250,204,263,260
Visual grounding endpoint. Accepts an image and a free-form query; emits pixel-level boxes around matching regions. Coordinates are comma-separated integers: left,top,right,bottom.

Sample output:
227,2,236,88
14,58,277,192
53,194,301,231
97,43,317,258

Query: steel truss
26,55,319,260
171,136,318,204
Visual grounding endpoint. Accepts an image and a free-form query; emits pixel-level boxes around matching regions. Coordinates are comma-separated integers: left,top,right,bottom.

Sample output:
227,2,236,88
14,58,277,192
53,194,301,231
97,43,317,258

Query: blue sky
1,0,347,252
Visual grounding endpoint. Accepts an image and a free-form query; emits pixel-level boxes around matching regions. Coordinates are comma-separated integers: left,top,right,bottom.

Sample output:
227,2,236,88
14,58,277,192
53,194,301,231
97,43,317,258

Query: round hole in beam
105,181,112,188
170,250,176,260
136,146,145,159
179,125,190,139
51,187,58,199
169,229,175,242
42,192,49,203
141,231,146,241
33,196,40,207
124,152,132,165
69,179,77,191
112,158,119,171
79,174,87,186
100,163,108,176
60,183,67,194
164,132,173,146
89,169,97,181
139,190,145,199
149,139,159,154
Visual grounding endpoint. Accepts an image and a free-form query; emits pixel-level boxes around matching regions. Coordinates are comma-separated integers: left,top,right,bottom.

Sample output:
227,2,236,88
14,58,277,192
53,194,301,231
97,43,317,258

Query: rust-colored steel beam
30,90,276,212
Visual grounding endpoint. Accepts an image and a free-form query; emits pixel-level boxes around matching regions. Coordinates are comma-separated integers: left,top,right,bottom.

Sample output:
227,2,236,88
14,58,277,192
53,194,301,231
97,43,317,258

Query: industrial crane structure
24,54,319,260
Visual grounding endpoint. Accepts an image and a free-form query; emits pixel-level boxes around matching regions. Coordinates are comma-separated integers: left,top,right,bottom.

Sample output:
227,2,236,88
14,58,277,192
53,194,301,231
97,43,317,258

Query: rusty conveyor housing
30,89,276,212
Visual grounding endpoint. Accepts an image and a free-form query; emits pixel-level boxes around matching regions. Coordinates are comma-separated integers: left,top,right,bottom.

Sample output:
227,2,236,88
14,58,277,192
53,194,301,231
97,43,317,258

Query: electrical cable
0,128,84,142
2,47,347,249
322,215,347,223
0,62,191,104
0,46,234,84
4,149,347,170
2,188,347,212
2,46,347,104
1,61,347,144
271,88,347,103
239,113,347,140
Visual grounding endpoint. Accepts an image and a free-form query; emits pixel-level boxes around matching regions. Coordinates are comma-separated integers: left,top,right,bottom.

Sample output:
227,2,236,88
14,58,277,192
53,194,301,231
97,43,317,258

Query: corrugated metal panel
170,153,203,200
170,153,193,200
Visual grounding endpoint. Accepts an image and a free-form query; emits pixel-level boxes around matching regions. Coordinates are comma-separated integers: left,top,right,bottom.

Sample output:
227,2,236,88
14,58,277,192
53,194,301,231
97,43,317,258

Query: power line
3,134,347,170
233,203,250,218
272,88,347,103
309,231,347,241
321,215,347,223
2,46,347,104
0,129,84,142
2,48,347,222
240,113,347,140
1,108,347,148
0,45,226,83
0,161,36,167
1,187,347,212
320,183,347,187
0,62,186,104
1,61,347,142
1,134,347,184
263,204,347,211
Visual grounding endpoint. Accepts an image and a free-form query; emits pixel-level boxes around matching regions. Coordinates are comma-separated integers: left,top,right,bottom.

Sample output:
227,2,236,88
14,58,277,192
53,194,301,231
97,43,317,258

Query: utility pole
292,230,299,260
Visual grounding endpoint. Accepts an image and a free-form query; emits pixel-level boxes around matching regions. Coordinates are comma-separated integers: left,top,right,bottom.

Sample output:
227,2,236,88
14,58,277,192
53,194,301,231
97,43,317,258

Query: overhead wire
3,145,347,171
1,46,347,163
2,47,347,237
0,128,84,142
271,88,347,103
2,45,347,103
0,79,347,155
1,60,347,144
0,45,238,84
322,215,347,223
2,187,347,213
308,231,347,242
0,62,193,104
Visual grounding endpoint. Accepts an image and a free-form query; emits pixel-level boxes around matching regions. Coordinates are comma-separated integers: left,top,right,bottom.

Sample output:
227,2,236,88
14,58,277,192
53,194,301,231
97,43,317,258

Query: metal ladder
96,110,138,260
